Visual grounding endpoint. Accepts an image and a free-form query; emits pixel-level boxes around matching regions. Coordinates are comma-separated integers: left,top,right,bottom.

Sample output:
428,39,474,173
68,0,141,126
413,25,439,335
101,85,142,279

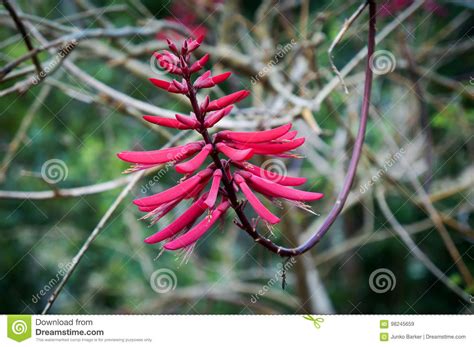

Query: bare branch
1,0,42,75
327,1,368,94
0,175,134,200
376,187,471,303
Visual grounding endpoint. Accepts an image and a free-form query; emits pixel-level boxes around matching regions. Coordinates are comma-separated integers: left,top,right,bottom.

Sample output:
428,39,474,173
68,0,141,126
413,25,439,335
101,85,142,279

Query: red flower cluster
118,36,323,251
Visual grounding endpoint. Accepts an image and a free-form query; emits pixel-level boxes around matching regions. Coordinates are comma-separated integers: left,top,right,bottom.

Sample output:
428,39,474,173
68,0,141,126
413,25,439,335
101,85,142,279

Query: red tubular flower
224,138,306,157
234,161,307,186
216,123,292,143
143,115,194,130
163,200,230,250
204,169,222,208
117,35,324,251
204,105,233,128
150,78,188,93
278,130,297,141
189,53,209,73
174,113,199,129
175,144,213,174
206,90,250,112
237,170,324,202
117,142,204,166
234,174,280,225
144,194,209,244
216,142,253,161
194,71,232,89
133,174,202,207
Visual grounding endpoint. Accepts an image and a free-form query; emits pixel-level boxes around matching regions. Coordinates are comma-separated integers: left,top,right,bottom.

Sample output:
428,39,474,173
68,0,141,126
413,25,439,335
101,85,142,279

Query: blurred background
0,0,473,314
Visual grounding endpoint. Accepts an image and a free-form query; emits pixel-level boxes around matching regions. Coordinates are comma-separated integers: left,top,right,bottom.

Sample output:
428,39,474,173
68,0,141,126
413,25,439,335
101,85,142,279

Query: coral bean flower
117,36,324,251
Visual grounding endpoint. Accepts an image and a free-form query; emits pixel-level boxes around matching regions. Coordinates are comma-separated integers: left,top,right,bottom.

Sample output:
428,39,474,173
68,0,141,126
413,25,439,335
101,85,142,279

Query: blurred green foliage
1,0,473,314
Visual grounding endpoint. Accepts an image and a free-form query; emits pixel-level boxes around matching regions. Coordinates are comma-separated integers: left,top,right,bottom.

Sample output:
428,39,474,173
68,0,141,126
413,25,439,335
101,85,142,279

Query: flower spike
117,34,324,253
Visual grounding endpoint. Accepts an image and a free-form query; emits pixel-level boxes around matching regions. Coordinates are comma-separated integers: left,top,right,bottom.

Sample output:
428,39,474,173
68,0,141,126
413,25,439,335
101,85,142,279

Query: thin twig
0,20,187,80
368,106,474,286
327,1,368,94
375,187,470,302
0,41,77,96
1,0,42,75
400,34,433,191
0,175,135,199
312,0,425,111
0,84,52,182
41,171,144,314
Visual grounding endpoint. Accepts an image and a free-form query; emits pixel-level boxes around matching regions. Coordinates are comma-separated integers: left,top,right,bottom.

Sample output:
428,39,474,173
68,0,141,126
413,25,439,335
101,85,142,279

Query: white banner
1,315,473,346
